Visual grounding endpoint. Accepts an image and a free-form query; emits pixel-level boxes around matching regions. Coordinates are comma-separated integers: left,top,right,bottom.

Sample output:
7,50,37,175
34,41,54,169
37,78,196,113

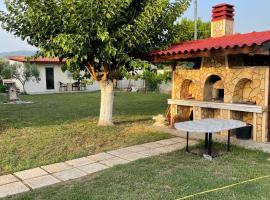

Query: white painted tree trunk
98,80,114,126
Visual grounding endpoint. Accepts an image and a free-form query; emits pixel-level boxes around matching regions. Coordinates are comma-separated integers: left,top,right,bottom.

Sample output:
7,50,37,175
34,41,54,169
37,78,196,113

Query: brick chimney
211,3,235,38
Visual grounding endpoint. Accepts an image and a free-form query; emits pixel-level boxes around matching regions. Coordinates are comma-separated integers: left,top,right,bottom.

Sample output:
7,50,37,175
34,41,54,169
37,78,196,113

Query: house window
45,68,54,90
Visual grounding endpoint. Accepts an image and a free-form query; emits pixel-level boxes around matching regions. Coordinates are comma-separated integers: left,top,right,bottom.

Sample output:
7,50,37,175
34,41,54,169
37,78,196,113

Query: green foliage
0,0,191,80
0,60,40,94
174,17,211,42
142,70,171,91
0,58,10,80
0,84,7,93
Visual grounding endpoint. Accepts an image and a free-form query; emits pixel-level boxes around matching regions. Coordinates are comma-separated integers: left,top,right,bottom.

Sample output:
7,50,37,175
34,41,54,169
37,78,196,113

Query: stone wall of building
171,56,269,142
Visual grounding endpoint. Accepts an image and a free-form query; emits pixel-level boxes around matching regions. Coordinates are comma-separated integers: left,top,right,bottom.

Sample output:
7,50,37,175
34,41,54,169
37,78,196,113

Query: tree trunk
22,83,27,94
98,80,114,126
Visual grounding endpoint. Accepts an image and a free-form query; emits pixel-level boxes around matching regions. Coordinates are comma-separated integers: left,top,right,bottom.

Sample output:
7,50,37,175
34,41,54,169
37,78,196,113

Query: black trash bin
236,124,252,140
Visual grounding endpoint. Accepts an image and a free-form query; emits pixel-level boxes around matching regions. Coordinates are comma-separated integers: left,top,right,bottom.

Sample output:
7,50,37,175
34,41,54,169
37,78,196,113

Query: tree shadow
114,118,151,125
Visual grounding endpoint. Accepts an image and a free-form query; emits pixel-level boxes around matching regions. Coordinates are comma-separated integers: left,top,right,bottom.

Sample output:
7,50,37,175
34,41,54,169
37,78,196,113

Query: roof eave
151,44,270,63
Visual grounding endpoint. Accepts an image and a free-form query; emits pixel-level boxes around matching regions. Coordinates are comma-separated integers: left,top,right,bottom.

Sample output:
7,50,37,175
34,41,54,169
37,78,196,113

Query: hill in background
0,50,36,58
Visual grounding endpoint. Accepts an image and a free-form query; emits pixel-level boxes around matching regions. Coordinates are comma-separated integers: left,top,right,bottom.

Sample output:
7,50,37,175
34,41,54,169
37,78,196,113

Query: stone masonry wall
172,56,269,142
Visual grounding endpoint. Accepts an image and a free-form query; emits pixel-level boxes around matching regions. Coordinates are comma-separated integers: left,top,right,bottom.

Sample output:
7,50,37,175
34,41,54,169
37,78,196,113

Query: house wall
9,60,100,94
171,56,269,142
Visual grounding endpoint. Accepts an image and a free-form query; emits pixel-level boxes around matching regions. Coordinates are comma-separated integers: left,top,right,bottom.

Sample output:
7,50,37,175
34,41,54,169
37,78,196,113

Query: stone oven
149,3,270,142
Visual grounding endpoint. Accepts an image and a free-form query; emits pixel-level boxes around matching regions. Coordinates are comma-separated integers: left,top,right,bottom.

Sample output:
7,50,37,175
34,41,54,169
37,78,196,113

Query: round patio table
174,119,247,158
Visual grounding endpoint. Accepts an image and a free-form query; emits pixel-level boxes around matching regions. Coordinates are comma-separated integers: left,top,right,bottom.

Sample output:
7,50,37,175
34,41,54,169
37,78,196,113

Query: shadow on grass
114,118,151,125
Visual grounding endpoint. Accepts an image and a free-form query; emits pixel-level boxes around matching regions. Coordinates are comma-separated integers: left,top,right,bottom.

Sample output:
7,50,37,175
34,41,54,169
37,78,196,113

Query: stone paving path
0,137,197,198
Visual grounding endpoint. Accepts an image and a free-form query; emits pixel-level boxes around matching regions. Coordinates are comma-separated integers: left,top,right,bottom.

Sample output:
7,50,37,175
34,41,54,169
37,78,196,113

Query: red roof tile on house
8,56,64,64
150,30,270,56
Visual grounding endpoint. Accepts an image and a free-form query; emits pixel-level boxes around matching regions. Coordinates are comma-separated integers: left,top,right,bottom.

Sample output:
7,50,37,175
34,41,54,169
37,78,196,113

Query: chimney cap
212,3,234,9
212,3,235,22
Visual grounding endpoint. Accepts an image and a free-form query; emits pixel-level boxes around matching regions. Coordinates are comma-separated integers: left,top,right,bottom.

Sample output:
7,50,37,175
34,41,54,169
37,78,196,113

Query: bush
142,70,171,92
0,84,7,93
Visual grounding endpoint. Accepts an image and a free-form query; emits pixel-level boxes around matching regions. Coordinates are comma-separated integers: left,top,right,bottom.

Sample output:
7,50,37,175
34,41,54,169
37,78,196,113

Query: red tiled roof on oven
8,56,64,64
150,30,270,57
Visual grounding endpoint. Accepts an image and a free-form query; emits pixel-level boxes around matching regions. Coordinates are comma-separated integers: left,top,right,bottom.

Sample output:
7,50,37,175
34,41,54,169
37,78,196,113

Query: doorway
46,68,54,90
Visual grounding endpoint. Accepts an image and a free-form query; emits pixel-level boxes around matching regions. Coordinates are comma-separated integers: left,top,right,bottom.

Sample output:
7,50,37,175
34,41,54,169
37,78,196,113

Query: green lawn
7,144,270,200
0,92,171,174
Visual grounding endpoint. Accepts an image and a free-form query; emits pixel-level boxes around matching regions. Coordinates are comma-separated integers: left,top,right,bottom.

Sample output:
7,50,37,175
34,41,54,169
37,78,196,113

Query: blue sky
1,0,270,52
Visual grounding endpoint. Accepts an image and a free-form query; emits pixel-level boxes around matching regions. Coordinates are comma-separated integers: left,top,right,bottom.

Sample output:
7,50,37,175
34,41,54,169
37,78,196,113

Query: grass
6,144,270,200
0,92,171,174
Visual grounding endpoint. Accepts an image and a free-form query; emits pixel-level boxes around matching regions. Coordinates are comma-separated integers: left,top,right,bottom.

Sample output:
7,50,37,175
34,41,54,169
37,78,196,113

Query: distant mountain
0,50,37,58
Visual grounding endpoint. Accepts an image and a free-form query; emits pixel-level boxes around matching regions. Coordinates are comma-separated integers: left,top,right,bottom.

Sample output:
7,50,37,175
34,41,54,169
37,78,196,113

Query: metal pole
186,132,189,152
194,0,198,40
227,130,231,152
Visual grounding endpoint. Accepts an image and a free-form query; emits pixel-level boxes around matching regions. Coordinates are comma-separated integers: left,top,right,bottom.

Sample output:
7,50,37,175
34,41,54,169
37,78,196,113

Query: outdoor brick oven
149,3,270,142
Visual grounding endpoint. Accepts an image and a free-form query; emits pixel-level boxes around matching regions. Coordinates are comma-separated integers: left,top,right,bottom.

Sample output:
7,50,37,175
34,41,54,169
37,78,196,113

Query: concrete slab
155,146,175,154
77,163,109,174
168,137,186,143
0,182,29,198
99,157,130,167
165,143,185,152
124,145,151,152
107,148,133,157
24,175,60,189
87,152,115,162
66,157,95,167
118,153,148,161
141,142,165,149
14,167,48,180
155,138,181,146
41,162,73,173
0,174,19,186
52,168,87,181
139,149,163,156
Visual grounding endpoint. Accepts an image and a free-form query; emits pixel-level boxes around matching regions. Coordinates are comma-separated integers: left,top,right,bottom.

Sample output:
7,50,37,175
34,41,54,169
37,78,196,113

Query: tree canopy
0,0,191,81
174,17,211,42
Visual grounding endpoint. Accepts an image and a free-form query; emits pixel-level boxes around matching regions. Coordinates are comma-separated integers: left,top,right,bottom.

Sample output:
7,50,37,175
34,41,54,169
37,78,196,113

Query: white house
7,56,171,94
8,56,100,94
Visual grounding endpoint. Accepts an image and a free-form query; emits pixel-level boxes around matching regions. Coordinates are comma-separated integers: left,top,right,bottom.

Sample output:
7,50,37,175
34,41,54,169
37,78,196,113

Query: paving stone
137,149,162,156
107,148,133,156
124,145,151,152
118,153,148,161
0,182,29,198
166,143,185,152
156,138,181,146
14,167,48,180
141,142,165,149
66,157,95,167
77,163,109,174
0,174,19,186
41,162,73,173
155,146,175,154
87,152,115,162
168,137,186,143
99,157,130,167
24,175,60,189
53,168,87,181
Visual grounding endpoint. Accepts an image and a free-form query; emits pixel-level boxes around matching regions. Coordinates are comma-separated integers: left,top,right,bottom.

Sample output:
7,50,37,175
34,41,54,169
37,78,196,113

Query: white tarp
174,119,247,133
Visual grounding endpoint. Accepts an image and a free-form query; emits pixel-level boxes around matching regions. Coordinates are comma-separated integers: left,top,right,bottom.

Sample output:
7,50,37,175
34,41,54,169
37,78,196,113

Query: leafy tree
174,18,211,42
142,70,171,91
0,0,191,125
0,59,9,80
0,60,40,94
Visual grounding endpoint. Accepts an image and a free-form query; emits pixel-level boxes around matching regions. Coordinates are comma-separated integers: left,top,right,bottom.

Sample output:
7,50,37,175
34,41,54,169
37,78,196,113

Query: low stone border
0,137,197,198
